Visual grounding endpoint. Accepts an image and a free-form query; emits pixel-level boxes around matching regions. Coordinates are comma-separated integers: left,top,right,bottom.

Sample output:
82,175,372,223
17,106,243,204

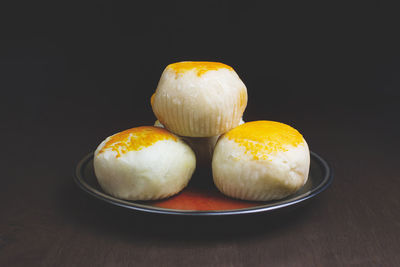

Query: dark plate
74,151,333,216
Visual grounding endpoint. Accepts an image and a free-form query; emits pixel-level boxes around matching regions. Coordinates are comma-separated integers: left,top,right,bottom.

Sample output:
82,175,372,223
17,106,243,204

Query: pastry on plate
151,61,247,137
212,121,310,201
94,126,196,200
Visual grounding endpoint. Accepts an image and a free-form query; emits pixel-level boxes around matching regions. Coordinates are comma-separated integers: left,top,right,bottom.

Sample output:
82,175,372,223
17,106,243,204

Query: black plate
74,151,333,216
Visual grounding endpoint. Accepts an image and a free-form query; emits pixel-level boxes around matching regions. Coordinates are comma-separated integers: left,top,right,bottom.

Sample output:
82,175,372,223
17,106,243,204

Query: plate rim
74,151,333,216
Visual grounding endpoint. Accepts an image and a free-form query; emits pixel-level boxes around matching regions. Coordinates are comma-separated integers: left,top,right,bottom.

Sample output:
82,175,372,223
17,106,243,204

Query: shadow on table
59,179,320,243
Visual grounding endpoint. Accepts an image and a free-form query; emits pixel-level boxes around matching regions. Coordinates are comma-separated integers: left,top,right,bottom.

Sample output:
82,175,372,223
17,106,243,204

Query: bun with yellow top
94,126,196,200
151,61,247,137
212,121,310,201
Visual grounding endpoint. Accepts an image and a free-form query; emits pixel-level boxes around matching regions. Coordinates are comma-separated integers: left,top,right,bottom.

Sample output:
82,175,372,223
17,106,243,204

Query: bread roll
212,121,310,201
94,126,196,200
151,61,247,137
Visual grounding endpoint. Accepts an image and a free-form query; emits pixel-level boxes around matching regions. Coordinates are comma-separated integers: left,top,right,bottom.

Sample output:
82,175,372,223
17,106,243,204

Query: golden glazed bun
212,121,310,201
94,126,196,200
151,61,247,137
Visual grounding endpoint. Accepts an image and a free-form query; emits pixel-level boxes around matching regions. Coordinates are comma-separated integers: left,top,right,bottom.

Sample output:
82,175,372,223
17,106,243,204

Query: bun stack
93,61,310,202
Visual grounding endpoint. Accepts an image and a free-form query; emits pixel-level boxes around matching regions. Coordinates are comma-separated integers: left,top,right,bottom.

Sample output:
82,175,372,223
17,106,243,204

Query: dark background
1,1,400,266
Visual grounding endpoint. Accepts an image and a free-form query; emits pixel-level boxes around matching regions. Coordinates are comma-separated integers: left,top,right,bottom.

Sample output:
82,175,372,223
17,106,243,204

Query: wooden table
1,2,400,266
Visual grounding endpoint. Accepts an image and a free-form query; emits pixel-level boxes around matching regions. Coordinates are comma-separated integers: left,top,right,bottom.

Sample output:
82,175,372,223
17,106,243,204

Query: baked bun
94,126,196,200
212,121,310,201
151,61,247,137
154,118,244,167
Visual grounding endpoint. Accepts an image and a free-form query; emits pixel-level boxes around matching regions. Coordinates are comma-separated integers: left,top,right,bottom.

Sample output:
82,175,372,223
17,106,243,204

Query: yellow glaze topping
225,121,304,160
167,61,233,77
99,126,177,157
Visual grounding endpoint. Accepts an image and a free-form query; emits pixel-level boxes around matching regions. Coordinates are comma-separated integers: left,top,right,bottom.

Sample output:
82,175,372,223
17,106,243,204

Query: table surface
1,2,400,266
